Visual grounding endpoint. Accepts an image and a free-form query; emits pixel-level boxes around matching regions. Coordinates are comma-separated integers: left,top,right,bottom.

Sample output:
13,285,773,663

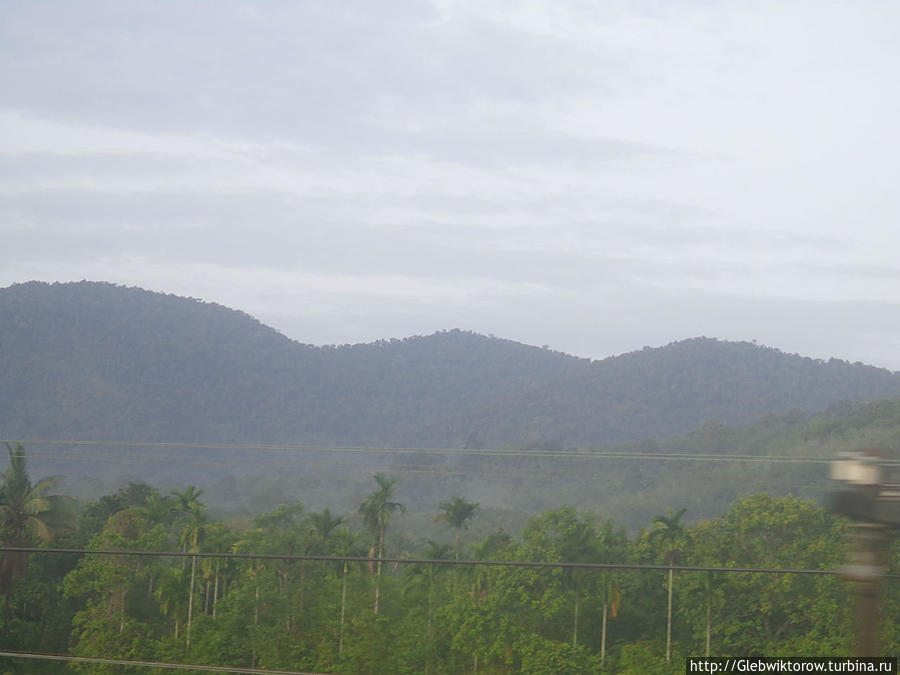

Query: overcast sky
2,1,900,368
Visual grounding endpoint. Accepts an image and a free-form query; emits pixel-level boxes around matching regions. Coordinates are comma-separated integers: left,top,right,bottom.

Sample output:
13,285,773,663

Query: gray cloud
0,1,617,142
2,1,900,370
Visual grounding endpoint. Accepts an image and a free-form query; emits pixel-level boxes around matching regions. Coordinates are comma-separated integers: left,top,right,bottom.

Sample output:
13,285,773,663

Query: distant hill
3,280,900,454
426,337,900,448
0,281,582,446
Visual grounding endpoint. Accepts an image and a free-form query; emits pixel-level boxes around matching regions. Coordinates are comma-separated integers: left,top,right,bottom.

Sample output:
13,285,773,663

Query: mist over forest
2,281,900,671
4,0,900,669
4,280,900,518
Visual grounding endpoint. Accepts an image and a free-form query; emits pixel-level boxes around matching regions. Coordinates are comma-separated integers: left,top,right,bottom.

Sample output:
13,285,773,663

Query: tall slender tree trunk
428,565,435,636
339,562,348,655
186,555,196,653
666,564,673,663
426,564,436,674
251,608,257,669
601,600,608,667
299,563,305,614
1,593,9,640
374,525,384,614
572,592,579,648
212,559,220,618
705,596,711,657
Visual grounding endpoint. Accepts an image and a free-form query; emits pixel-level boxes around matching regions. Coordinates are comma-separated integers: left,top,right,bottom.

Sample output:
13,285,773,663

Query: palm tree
326,526,365,655
197,523,234,617
155,567,188,639
138,490,176,526
650,507,687,663
468,530,511,600
435,496,479,560
179,502,207,655
171,485,205,516
0,443,68,597
134,491,176,599
358,473,405,614
406,540,454,674
596,519,627,667
599,569,622,666
308,507,345,548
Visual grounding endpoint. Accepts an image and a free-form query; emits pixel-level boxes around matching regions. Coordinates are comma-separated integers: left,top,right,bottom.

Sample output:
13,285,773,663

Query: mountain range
3,280,900,451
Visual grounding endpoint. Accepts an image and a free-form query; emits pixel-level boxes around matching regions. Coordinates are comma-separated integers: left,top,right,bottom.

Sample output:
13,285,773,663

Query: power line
0,650,324,674
2,438,840,492
9,437,885,465
0,437,842,498
9,448,830,490
4,546,897,578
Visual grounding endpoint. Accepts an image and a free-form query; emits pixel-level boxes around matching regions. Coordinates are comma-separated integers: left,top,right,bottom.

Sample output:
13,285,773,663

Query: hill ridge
3,280,900,451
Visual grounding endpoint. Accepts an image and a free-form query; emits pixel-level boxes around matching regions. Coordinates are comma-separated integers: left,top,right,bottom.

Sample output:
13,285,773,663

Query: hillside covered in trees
4,280,900,453
3,282,900,670
1,442,898,673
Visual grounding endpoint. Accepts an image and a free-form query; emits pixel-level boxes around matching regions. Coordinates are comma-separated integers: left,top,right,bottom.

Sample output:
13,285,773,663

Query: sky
2,1,900,368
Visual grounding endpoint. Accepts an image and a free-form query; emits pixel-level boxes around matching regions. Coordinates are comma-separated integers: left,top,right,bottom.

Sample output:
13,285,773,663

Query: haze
2,1,899,367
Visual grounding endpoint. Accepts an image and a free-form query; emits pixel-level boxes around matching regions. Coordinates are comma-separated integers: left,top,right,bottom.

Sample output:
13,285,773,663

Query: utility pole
829,451,900,656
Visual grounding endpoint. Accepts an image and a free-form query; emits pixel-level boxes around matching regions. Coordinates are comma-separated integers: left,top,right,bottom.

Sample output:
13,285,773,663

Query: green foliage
683,494,853,656
11,281,900,541
0,443,73,606
7,281,900,479
435,496,479,559
0,443,70,546
1,445,898,671
64,509,168,671
615,640,682,674
359,474,406,557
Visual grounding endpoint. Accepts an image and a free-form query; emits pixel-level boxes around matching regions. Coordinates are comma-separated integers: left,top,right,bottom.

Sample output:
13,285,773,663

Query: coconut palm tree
650,507,687,663
0,443,69,597
435,496,479,560
358,473,405,614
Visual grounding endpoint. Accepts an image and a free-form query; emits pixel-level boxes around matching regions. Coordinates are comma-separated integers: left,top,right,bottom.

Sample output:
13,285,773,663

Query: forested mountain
432,337,900,448
0,281,581,446
4,280,900,453
5,283,900,672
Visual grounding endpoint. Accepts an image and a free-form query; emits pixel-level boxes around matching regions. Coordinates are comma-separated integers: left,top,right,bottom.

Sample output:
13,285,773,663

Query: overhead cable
3,546,896,578
8,438,886,465
0,650,323,674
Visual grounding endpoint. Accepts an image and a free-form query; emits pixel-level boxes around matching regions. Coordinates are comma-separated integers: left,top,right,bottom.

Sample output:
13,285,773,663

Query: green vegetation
5,281,900,458
5,281,900,670
135,396,900,534
8,281,900,530
0,446,898,673
436,496,479,560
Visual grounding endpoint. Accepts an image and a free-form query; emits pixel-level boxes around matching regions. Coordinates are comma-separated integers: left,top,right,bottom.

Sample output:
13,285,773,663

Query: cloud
2,0,900,373
0,1,614,140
